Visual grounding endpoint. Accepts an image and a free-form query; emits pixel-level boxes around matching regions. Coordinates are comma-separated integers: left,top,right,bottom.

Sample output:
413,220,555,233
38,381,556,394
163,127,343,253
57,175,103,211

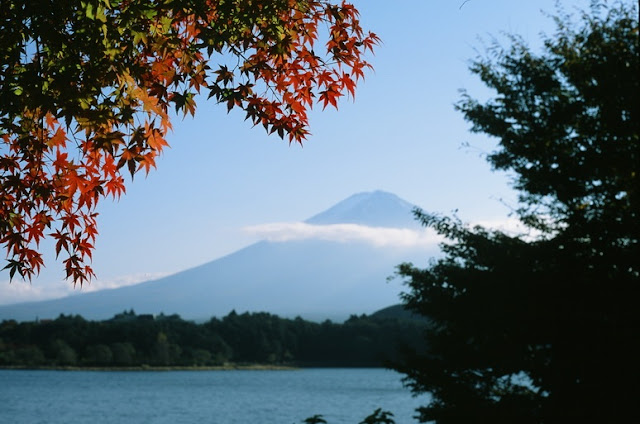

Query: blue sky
1,0,594,303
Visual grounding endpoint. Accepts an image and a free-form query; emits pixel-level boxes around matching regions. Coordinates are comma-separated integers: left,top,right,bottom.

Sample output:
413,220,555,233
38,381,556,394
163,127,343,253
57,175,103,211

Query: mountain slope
0,191,433,321
306,190,419,228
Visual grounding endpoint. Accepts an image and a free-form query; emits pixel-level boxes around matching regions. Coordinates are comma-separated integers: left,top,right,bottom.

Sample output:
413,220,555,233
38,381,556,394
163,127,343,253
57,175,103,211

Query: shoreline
0,364,300,372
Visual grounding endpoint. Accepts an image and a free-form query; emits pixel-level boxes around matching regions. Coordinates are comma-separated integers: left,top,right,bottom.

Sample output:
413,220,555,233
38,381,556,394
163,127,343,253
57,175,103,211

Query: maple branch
1,0,378,284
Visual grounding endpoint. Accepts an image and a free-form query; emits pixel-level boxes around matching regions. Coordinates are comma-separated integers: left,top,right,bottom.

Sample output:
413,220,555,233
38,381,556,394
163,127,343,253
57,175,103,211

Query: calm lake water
0,368,427,423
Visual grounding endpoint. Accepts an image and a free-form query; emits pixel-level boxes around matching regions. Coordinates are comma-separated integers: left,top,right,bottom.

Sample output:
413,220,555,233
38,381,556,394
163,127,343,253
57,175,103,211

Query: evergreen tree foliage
394,2,638,422
0,310,426,368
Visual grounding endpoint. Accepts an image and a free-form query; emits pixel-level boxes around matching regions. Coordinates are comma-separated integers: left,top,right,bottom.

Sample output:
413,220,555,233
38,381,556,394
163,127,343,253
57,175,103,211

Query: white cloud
244,217,542,248
79,272,170,292
243,222,443,248
0,272,169,306
0,280,62,305
471,217,544,240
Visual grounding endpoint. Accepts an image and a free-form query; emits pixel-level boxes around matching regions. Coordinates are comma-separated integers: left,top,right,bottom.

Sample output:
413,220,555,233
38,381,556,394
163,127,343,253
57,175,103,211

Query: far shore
0,364,299,372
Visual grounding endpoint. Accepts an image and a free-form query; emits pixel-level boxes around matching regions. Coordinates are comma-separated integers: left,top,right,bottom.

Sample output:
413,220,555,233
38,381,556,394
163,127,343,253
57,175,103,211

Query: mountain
306,190,420,228
0,191,435,322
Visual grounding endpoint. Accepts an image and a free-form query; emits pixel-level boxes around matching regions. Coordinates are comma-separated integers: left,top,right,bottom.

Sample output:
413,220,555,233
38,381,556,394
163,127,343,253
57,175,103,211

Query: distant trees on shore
0,310,426,368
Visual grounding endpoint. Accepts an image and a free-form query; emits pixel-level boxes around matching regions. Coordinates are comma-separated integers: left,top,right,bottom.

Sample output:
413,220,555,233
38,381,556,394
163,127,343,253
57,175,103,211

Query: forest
0,309,427,368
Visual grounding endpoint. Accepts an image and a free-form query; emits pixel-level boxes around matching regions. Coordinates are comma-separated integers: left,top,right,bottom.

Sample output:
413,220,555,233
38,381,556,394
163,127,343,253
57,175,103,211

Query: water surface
0,368,426,423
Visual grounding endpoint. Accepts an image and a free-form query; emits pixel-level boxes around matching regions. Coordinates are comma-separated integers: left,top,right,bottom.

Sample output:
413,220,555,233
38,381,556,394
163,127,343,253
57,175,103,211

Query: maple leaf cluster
0,0,379,285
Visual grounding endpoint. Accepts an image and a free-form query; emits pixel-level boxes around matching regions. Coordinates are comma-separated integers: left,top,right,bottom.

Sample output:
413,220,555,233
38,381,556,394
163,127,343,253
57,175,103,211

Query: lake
0,368,427,423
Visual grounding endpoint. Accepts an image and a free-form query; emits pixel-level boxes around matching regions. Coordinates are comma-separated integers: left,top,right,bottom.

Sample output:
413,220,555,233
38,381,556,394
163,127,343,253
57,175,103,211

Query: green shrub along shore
0,309,427,369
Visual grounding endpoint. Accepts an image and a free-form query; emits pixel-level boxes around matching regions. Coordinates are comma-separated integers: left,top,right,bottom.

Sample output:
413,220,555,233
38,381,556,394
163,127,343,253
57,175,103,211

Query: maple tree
0,0,379,284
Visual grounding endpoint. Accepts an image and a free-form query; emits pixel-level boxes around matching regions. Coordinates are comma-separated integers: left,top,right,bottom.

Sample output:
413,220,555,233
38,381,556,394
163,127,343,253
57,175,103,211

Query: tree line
0,309,427,368
2,1,636,422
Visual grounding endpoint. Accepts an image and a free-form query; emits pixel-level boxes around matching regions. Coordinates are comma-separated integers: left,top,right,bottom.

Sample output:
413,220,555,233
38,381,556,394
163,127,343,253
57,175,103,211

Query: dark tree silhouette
394,2,639,422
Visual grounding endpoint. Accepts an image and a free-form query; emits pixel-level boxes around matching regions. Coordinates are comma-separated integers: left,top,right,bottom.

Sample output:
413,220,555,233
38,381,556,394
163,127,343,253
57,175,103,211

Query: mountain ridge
0,191,433,322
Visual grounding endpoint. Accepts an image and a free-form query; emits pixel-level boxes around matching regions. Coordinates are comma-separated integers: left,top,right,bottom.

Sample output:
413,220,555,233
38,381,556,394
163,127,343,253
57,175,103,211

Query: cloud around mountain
244,222,442,248
0,272,170,306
